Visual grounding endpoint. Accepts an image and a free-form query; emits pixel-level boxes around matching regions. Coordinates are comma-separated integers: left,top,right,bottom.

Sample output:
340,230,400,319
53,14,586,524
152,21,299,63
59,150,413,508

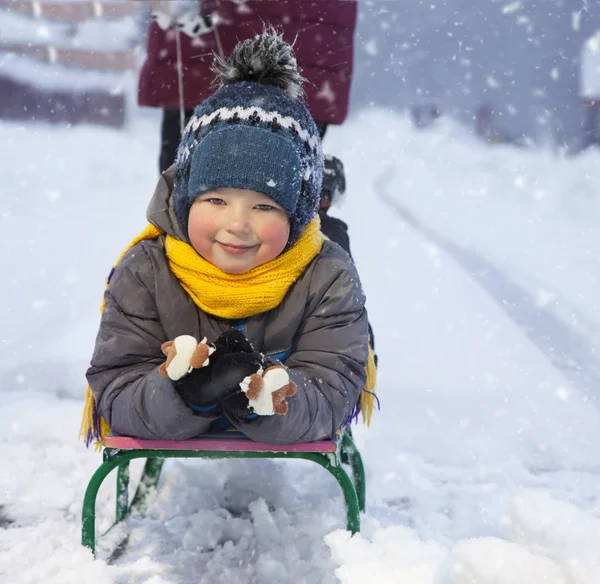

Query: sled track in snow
376,167,600,404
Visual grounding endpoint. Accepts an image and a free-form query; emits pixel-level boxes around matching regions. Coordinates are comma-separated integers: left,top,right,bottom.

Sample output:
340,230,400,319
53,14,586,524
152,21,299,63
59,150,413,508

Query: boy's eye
255,204,275,211
206,198,226,205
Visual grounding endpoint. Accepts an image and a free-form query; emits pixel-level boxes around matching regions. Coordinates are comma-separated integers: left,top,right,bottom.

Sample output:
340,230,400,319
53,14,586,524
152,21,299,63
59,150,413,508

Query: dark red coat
138,0,358,124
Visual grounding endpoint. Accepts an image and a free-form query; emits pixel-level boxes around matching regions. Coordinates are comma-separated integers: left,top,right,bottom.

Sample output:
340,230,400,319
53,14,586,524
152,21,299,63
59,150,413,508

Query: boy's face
188,188,290,274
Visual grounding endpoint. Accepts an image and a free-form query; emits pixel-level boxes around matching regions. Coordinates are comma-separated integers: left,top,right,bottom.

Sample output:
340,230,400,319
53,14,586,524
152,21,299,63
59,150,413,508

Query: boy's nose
225,209,251,234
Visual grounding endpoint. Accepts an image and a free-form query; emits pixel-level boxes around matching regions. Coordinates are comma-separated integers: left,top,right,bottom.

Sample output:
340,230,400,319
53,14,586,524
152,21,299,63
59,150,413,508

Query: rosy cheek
260,220,289,247
188,212,214,248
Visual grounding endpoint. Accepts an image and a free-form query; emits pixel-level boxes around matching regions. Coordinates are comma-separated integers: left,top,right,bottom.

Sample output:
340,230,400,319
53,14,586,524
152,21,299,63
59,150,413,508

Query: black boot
320,155,346,212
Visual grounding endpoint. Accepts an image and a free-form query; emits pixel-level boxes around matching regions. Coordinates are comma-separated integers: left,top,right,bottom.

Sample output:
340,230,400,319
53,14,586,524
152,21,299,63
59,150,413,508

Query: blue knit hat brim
186,125,303,218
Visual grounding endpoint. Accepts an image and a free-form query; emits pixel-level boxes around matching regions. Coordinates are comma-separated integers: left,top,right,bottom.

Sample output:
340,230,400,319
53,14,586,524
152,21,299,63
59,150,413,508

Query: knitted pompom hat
173,30,324,247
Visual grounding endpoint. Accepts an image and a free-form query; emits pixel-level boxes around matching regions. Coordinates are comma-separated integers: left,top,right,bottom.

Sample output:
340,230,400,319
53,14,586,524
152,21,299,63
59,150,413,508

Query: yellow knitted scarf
81,217,377,449
165,218,323,318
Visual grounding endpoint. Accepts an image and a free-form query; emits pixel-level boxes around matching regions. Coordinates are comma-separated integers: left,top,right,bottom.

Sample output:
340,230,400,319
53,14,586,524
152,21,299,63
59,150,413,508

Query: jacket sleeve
230,254,369,444
86,244,213,440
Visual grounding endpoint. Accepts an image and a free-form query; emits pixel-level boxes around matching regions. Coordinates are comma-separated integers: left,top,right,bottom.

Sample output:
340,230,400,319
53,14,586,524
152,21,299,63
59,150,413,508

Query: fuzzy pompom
212,29,305,98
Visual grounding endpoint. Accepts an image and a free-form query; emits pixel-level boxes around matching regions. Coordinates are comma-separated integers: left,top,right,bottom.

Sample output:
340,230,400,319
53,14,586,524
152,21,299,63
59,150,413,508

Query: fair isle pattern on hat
173,32,324,248
177,105,320,166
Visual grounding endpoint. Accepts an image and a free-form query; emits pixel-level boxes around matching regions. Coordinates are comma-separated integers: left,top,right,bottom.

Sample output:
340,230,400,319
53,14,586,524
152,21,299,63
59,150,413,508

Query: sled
81,429,366,556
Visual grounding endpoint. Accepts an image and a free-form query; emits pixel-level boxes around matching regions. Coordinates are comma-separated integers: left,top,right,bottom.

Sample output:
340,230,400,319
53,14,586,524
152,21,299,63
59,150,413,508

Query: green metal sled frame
81,431,366,555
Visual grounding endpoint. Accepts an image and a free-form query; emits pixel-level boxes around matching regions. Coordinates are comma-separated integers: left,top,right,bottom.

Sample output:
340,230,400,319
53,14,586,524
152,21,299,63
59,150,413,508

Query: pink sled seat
102,435,338,453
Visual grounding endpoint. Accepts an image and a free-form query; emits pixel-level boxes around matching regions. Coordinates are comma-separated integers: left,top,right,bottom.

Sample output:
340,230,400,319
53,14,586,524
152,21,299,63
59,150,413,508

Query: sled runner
81,429,365,556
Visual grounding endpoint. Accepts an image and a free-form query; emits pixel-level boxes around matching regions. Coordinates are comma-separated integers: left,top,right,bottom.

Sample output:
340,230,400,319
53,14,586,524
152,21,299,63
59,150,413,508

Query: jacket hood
146,165,189,242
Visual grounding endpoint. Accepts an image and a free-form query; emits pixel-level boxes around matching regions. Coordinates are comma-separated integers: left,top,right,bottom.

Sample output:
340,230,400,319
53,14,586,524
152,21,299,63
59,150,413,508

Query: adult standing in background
138,0,358,173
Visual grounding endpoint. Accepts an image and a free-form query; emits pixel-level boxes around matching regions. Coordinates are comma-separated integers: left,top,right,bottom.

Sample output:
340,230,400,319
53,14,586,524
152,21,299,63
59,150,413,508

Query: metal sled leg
341,431,366,512
82,432,366,556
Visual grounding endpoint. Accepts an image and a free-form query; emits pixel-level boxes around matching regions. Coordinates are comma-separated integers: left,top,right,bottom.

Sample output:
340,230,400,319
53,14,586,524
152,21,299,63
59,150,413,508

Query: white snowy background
1,105,600,583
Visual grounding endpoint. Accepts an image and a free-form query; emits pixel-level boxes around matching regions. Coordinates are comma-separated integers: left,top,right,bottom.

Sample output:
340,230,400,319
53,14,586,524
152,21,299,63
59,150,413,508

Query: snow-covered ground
1,109,600,583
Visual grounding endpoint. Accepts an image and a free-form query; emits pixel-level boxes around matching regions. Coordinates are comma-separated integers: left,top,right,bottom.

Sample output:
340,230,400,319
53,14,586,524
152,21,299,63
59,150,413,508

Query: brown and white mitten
239,365,297,415
158,335,215,381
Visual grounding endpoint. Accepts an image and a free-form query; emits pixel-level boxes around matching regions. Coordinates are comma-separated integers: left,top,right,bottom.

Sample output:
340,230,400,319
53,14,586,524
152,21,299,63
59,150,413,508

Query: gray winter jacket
86,170,369,444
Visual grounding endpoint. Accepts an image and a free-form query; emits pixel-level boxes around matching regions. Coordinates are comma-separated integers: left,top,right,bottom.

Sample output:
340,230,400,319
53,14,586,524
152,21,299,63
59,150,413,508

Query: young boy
85,32,372,445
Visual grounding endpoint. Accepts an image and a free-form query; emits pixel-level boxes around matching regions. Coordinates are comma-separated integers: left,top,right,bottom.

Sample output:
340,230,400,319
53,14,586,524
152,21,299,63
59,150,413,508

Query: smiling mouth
217,242,258,254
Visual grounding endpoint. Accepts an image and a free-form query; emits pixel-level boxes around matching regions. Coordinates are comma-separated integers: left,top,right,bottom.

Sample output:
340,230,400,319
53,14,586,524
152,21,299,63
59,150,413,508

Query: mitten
173,365,222,415
158,335,215,381
159,335,221,416
204,351,267,418
183,329,259,417
208,353,297,418
240,365,297,415
213,328,255,354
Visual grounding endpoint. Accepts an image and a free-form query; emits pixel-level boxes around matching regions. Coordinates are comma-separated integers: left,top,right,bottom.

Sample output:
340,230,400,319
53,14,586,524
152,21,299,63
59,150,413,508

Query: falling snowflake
316,81,335,104
502,1,521,14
